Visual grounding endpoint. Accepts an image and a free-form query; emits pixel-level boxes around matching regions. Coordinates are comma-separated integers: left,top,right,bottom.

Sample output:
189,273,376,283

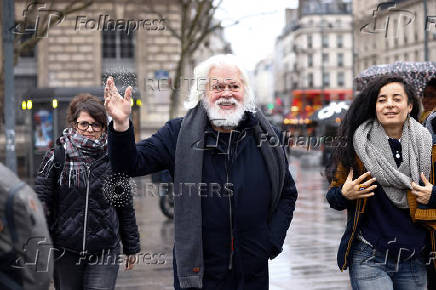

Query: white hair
184,54,256,112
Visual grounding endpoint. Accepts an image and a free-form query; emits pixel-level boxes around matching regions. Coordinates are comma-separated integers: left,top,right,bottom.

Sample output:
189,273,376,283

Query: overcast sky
215,0,299,71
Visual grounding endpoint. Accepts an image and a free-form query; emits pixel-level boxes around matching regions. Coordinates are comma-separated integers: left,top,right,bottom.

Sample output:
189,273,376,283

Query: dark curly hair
66,94,107,130
325,76,420,182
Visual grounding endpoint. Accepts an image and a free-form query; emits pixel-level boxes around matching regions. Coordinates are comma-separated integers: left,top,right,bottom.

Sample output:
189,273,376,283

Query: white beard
202,97,245,130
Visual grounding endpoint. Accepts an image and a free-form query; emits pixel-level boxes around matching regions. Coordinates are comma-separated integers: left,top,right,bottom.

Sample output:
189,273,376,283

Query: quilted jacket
34,146,140,255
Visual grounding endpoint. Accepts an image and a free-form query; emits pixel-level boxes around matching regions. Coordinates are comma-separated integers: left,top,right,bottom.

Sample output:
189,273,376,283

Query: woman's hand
341,169,377,200
411,172,432,205
125,255,136,271
104,76,132,132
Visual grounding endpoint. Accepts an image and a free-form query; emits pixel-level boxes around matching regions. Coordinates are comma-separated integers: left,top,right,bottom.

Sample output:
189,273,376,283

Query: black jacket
326,158,436,272
108,113,298,289
34,146,140,255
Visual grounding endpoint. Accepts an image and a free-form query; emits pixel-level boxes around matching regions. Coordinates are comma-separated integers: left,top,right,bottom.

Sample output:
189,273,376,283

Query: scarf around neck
353,117,432,208
58,128,107,187
173,104,286,288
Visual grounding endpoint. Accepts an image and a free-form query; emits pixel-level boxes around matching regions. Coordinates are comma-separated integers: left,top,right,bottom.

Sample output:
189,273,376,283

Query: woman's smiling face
375,82,412,129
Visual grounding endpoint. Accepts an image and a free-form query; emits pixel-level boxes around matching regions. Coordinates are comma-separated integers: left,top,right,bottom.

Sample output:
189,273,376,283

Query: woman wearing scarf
35,94,140,290
326,76,436,290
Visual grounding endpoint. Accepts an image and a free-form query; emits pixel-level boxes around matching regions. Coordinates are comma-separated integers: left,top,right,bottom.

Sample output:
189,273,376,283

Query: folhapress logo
360,1,415,38
11,1,65,38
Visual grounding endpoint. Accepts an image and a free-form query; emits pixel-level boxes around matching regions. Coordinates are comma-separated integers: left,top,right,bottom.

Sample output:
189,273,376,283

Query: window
337,53,344,67
120,32,135,58
337,72,344,87
322,34,329,48
103,28,135,59
307,35,313,49
336,35,343,48
323,72,330,87
323,53,329,64
308,72,313,88
307,54,313,67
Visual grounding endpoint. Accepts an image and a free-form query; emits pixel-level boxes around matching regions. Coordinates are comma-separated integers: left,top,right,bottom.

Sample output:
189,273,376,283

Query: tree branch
142,0,182,40
184,0,208,42
189,23,222,53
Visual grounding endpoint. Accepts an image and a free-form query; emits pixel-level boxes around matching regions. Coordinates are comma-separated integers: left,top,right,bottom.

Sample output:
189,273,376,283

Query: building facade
2,0,230,178
353,0,436,80
273,0,353,125
253,56,274,108
14,0,230,133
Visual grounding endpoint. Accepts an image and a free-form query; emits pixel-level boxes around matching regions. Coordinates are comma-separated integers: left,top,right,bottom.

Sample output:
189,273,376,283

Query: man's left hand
411,172,433,204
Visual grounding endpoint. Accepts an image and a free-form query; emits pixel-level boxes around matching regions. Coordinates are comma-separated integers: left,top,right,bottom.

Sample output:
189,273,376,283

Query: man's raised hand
104,76,132,132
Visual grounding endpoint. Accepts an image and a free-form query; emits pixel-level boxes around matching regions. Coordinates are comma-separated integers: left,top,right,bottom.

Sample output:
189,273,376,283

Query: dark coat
34,147,141,255
326,157,436,272
108,113,298,289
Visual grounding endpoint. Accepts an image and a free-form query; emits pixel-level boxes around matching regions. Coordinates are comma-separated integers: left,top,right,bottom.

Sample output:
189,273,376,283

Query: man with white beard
104,54,298,290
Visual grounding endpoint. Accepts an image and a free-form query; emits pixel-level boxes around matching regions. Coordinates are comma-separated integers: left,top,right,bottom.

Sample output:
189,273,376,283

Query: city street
115,152,352,290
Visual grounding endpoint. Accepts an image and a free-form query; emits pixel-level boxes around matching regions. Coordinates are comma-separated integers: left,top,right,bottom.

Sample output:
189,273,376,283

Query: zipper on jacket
225,129,244,270
82,164,91,253
225,150,234,270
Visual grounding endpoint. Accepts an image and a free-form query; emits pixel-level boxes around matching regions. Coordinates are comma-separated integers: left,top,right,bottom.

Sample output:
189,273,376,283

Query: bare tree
146,0,226,118
0,0,93,127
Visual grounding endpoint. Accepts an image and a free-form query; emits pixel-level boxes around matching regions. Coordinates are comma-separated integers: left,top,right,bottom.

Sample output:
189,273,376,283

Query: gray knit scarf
353,117,432,208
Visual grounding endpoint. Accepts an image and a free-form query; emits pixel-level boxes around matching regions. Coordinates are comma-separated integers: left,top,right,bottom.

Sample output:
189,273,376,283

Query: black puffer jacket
34,146,140,255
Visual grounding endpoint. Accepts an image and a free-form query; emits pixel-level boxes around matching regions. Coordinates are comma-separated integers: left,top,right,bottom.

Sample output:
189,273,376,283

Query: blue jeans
54,249,119,290
349,241,427,290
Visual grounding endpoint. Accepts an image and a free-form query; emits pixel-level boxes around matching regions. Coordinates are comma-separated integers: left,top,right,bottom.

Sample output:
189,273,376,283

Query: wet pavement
115,152,352,290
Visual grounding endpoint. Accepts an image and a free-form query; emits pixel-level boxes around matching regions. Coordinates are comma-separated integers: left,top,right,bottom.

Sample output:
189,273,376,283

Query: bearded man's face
203,65,246,130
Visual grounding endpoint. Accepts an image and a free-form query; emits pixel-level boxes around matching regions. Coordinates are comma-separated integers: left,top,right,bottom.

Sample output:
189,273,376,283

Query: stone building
353,0,436,77
1,0,230,178
273,0,353,124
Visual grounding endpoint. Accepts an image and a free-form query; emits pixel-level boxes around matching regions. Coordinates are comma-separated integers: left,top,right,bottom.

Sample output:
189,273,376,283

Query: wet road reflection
115,153,351,289
269,154,351,290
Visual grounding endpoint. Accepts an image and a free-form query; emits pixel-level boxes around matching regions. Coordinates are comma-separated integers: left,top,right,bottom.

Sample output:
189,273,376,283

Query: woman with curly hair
326,76,436,290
